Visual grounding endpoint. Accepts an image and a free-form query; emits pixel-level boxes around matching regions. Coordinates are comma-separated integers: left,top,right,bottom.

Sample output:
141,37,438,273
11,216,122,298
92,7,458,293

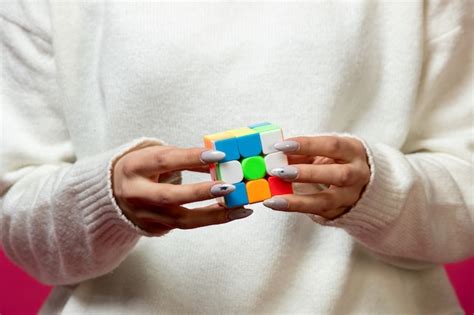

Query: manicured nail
274,141,300,152
210,183,235,197
200,150,226,163
228,208,253,220
271,166,298,179
263,197,289,210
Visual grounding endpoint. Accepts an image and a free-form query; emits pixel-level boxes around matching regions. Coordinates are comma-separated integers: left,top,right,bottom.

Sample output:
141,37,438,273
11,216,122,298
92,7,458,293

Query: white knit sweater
1,1,473,314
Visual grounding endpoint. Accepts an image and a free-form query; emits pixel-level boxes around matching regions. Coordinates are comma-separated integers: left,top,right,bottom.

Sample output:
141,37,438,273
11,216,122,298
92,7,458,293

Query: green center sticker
241,156,266,180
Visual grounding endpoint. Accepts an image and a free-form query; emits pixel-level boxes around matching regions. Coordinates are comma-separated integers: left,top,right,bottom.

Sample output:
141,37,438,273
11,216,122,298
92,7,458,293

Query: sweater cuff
69,137,169,246
309,137,401,242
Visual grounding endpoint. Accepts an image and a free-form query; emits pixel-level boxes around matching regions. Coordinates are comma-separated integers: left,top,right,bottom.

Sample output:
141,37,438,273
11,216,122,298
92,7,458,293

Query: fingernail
274,140,300,152
263,197,289,210
271,166,298,179
228,208,253,220
200,150,226,163
210,183,235,197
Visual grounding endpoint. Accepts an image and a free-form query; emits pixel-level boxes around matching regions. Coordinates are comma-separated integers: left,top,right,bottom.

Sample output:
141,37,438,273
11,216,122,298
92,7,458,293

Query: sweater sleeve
0,6,167,285
311,0,474,266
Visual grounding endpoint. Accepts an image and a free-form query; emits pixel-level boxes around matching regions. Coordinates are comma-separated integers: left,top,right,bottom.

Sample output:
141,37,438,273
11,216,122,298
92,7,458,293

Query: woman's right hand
112,145,253,235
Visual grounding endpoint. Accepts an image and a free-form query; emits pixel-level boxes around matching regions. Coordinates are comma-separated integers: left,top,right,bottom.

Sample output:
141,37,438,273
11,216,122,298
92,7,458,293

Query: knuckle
174,214,191,229
221,211,232,223
120,159,138,178
308,166,319,182
353,139,367,156
326,137,342,155
154,154,170,170
338,166,353,186
154,190,175,205
291,197,307,212
117,181,136,200
186,148,201,163
112,180,125,199
319,194,336,212
194,184,210,199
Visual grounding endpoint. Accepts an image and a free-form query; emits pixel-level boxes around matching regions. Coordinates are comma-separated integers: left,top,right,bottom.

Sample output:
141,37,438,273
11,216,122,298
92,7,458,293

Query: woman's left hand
263,136,371,220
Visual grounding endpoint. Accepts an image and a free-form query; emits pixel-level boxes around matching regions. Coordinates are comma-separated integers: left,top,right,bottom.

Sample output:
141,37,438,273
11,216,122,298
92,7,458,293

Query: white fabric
1,1,473,314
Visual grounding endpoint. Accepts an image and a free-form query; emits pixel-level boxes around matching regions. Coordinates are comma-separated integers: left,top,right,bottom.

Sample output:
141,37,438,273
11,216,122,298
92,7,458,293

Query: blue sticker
237,133,262,158
214,138,240,162
224,182,249,208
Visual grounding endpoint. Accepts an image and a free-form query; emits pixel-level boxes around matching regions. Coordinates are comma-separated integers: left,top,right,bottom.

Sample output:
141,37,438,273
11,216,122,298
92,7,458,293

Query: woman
1,1,472,313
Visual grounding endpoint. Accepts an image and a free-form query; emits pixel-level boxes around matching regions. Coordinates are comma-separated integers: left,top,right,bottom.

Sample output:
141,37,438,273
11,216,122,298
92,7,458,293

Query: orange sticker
246,179,271,203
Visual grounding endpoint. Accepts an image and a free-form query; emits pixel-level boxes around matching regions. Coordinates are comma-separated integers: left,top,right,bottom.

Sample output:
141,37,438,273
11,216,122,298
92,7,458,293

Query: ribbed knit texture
1,1,472,314
0,137,165,285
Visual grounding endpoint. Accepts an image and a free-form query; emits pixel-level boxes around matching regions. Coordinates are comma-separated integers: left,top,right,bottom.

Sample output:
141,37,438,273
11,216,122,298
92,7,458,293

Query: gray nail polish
263,197,289,210
271,166,298,179
274,140,300,152
228,208,253,220
200,150,226,163
210,184,235,197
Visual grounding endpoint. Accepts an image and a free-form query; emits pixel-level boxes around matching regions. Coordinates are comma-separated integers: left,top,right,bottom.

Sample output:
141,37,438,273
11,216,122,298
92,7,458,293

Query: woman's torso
44,2,461,313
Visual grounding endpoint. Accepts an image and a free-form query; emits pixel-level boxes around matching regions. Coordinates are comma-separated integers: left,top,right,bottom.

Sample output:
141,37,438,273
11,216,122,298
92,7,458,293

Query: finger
132,179,235,206
286,154,337,166
263,187,357,218
129,146,224,176
136,203,253,229
276,136,357,161
187,164,211,173
178,204,254,229
138,221,176,236
287,155,315,165
312,156,335,165
272,163,365,187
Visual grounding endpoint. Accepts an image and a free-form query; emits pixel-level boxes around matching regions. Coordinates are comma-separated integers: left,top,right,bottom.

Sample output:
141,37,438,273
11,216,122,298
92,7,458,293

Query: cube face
246,179,271,203
214,138,240,162
268,176,293,196
242,156,266,180
204,122,290,208
224,182,248,208
264,152,288,176
217,160,243,184
257,128,284,155
236,133,262,157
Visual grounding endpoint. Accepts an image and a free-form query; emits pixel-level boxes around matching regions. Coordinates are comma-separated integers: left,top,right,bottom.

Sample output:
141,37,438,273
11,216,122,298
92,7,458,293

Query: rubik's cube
204,122,293,208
